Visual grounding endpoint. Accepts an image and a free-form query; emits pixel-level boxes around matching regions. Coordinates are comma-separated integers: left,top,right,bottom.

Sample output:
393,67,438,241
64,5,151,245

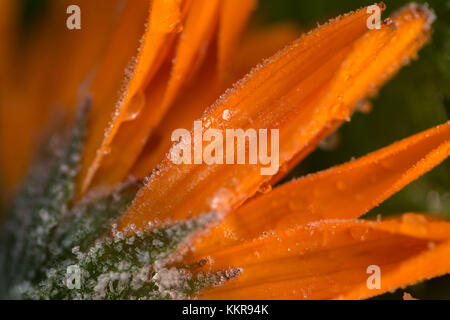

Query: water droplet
355,100,372,114
222,109,231,121
319,132,341,151
124,90,146,122
258,182,272,194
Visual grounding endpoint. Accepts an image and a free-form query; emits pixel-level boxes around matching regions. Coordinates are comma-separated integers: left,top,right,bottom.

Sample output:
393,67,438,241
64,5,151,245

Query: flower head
0,1,449,300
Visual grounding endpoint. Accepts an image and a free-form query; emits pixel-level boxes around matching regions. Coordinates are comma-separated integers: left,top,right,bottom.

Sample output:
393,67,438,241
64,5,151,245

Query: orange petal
196,214,450,299
340,239,450,300
76,0,151,196
228,23,301,81
130,49,222,178
270,3,434,185
87,0,222,190
217,0,257,78
161,0,220,110
77,0,223,194
89,63,171,188
190,122,450,257
119,4,432,231
0,0,121,200
0,0,16,77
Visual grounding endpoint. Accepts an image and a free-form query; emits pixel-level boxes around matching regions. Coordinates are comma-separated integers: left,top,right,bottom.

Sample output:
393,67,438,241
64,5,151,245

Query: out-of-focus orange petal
130,49,222,178
0,0,15,77
76,0,153,196
0,0,17,204
196,214,450,299
82,0,190,191
77,0,224,194
161,0,220,111
228,23,301,81
0,0,121,201
189,122,450,257
119,4,432,231
218,0,257,78
89,63,171,188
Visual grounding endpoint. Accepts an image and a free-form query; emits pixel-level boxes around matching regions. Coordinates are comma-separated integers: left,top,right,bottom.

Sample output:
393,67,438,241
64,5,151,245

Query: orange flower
1,1,449,300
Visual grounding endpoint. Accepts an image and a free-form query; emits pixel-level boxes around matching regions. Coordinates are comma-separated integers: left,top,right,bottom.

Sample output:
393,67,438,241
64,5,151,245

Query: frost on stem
0,100,91,295
0,99,235,300
28,213,223,300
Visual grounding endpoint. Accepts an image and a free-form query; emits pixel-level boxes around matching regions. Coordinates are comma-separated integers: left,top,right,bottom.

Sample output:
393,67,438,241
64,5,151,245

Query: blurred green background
258,0,450,299
15,0,450,299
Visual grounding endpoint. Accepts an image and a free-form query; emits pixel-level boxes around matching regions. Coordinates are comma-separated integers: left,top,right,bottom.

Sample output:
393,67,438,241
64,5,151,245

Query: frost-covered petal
189,122,450,257
119,4,433,230
196,214,450,300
